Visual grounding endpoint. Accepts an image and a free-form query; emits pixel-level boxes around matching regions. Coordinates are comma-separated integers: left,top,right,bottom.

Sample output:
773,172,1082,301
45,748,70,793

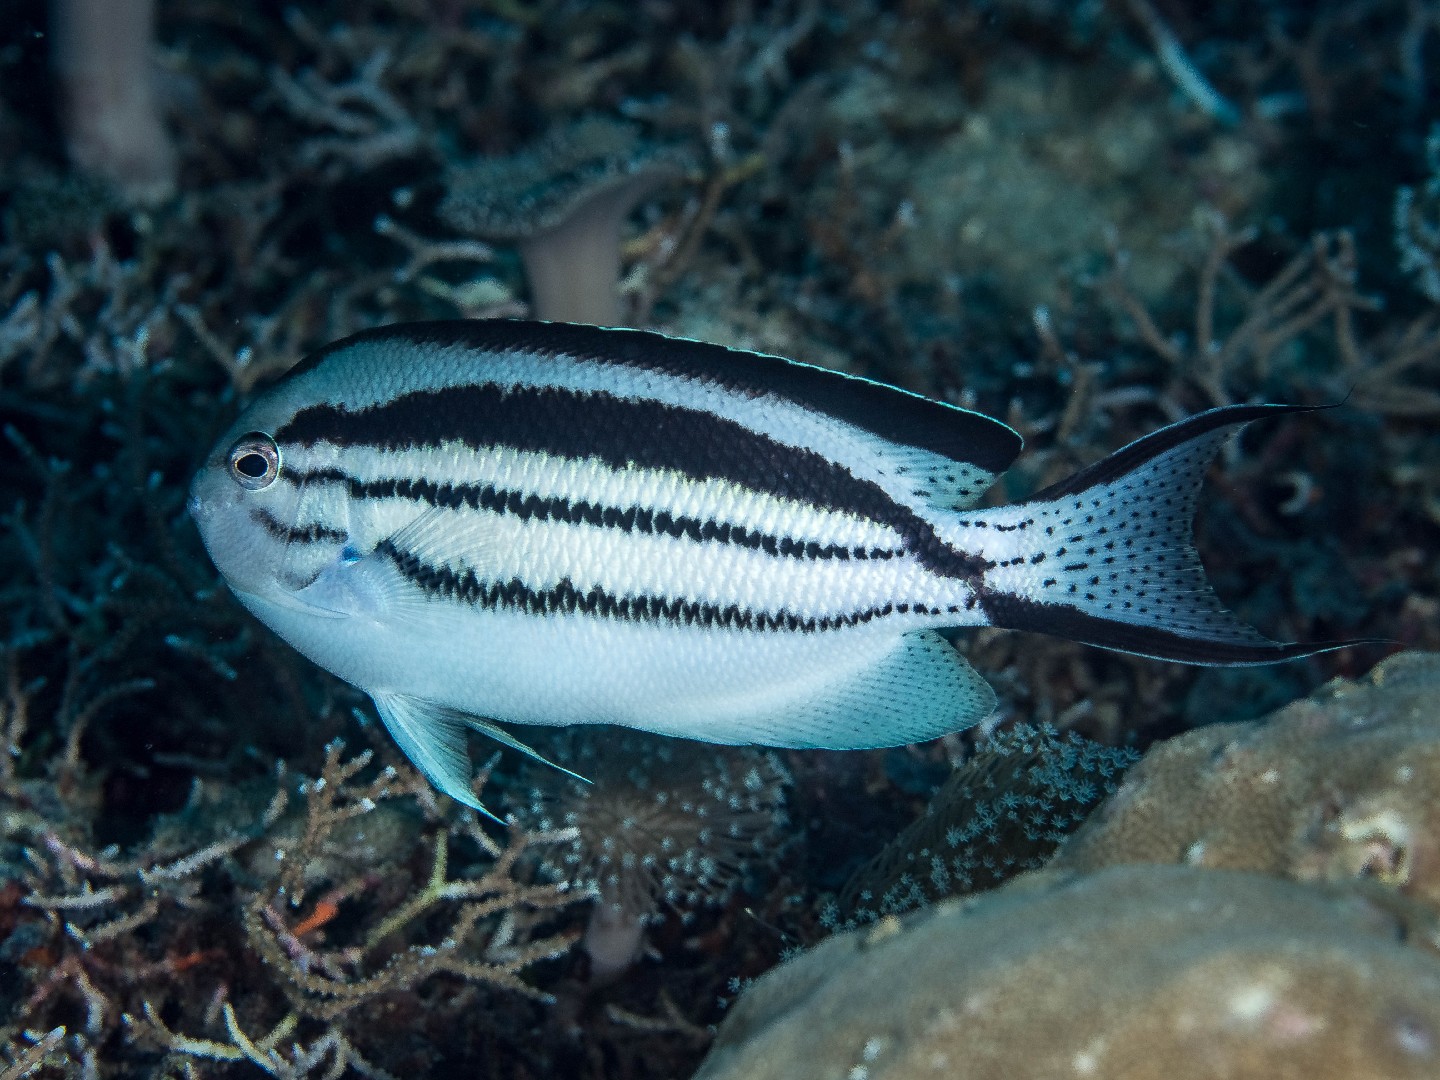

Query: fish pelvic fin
371,690,503,821
370,691,588,822
973,403,1357,666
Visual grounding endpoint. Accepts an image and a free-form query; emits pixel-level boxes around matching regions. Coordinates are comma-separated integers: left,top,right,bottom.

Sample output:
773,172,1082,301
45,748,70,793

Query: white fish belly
346,604,910,740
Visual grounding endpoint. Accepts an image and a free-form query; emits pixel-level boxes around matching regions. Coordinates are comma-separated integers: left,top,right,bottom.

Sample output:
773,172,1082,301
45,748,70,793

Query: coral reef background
0,0,1437,1077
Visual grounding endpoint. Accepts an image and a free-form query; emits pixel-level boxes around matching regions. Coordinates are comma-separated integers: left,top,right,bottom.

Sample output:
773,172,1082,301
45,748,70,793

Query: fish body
190,320,1335,816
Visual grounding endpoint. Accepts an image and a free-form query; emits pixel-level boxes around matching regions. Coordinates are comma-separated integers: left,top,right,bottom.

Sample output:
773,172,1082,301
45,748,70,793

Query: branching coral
233,744,579,1024
1,651,265,1065
1396,125,1440,304
1096,210,1440,419
3,725,582,1077
0,1026,72,1080
1101,212,1378,409
271,31,426,179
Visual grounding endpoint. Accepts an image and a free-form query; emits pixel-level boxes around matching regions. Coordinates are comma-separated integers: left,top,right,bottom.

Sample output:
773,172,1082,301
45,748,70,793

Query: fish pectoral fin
370,691,503,822
382,503,505,577
766,633,990,754
291,545,421,622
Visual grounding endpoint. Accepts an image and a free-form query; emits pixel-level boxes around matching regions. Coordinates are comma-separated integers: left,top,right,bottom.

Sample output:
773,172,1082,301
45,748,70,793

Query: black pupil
236,452,270,478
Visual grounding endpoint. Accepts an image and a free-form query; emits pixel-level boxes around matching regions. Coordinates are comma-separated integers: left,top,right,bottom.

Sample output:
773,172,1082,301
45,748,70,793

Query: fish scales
190,320,1351,818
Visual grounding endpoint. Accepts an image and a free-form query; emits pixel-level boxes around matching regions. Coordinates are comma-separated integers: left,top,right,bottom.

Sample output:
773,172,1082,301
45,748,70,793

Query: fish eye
227,433,280,490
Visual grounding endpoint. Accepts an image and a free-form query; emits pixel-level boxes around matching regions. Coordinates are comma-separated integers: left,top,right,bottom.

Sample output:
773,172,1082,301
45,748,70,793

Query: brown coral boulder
694,865,1440,1080
1052,652,1440,914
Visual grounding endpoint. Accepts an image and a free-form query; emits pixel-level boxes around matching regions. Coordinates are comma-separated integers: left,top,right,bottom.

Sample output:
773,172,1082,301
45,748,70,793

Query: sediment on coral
1051,650,1440,918
696,864,1440,1080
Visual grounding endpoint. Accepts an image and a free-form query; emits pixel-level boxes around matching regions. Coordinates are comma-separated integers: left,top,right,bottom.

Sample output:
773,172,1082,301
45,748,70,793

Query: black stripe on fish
977,592,1344,665
250,507,347,546
286,320,1022,475
378,540,960,631
284,467,902,562
276,387,990,579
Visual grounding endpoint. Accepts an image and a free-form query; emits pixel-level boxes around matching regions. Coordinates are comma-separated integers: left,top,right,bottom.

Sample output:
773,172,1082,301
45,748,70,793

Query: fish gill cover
0,1,1437,1078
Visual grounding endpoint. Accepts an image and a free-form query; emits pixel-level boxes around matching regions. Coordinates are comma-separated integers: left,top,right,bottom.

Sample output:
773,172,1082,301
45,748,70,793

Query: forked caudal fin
974,403,1359,665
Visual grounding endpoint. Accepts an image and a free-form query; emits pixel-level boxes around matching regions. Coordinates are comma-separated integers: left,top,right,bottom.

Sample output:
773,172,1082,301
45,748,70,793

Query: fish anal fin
719,631,996,750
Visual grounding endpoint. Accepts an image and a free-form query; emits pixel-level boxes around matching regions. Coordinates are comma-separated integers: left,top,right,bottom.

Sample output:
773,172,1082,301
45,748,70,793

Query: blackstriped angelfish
189,320,1343,818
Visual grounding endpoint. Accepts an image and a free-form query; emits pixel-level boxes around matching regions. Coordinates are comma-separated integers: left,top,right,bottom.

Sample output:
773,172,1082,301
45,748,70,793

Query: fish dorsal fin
877,443,1007,511
370,691,589,821
314,320,1026,479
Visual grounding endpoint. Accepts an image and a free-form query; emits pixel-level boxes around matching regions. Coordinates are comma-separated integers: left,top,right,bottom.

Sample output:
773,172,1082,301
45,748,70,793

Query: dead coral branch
1103,214,1377,408
239,741,580,1023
